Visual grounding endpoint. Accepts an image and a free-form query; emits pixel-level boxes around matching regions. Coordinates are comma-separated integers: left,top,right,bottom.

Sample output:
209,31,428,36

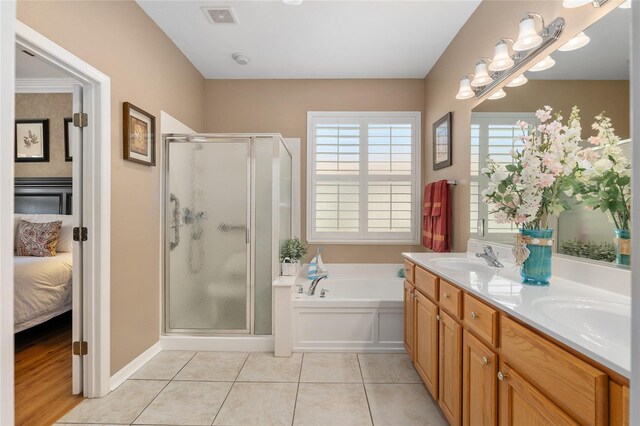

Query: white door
71,84,84,394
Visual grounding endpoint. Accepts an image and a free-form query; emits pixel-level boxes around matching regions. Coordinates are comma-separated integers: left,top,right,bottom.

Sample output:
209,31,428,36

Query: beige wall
17,0,205,374
15,93,72,177
203,79,426,263
474,80,630,140
423,0,626,252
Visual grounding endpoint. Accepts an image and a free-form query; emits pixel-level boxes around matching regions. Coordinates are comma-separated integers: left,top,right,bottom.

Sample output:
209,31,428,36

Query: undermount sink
430,258,496,274
532,297,630,347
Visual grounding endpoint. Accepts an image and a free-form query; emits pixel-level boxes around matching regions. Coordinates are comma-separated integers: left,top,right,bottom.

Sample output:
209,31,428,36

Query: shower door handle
169,193,181,250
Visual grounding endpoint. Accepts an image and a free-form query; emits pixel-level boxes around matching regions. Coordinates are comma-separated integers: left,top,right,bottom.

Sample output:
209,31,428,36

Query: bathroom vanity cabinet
402,260,629,426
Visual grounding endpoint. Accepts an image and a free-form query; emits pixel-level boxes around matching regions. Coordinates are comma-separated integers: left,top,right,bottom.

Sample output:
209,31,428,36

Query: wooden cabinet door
498,362,578,426
439,311,462,426
463,331,497,426
415,291,439,399
404,280,415,360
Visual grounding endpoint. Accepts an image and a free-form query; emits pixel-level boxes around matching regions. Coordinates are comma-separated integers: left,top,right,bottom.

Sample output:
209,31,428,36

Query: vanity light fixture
488,89,507,100
489,39,516,72
619,0,631,8
471,60,493,87
513,13,544,52
529,55,556,72
454,14,564,100
506,74,528,88
455,75,476,100
558,32,590,51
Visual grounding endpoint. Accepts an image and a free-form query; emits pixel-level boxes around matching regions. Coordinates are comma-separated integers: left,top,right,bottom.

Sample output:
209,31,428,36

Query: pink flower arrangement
481,106,582,229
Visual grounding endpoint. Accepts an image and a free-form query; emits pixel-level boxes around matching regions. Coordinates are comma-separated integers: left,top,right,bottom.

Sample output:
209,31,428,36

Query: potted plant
575,113,631,265
280,238,308,276
482,106,582,285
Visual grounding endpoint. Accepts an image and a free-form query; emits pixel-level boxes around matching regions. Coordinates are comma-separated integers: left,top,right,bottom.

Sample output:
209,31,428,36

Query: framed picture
64,117,73,162
123,102,156,166
433,112,452,170
15,119,49,162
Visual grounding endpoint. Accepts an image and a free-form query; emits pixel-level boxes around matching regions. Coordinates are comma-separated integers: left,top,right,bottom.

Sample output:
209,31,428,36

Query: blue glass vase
520,228,553,286
614,229,631,266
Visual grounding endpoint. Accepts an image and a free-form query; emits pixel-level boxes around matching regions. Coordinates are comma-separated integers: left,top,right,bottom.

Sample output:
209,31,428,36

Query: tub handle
320,289,329,298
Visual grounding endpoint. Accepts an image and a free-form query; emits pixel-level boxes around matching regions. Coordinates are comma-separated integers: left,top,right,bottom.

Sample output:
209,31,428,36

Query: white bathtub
291,264,405,352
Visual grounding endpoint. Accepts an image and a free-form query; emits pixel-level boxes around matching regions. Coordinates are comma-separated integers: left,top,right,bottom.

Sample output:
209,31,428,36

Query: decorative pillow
16,220,62,257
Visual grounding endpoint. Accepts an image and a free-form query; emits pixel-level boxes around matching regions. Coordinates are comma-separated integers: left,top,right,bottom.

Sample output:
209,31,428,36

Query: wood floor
15,312,84,426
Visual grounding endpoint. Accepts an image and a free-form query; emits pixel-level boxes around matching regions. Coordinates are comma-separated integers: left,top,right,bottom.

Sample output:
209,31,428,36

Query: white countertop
402,252,631,378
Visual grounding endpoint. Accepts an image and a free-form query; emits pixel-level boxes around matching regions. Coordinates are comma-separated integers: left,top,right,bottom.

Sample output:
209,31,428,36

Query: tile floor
56,351,448,426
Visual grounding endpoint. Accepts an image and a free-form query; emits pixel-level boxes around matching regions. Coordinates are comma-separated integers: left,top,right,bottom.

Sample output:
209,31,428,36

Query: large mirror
470,7,631,267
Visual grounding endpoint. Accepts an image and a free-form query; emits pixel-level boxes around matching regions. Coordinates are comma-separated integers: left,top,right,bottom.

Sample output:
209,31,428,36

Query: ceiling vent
202,6,238,25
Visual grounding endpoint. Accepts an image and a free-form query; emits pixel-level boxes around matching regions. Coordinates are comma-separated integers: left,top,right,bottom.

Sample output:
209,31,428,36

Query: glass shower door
166,139,250,333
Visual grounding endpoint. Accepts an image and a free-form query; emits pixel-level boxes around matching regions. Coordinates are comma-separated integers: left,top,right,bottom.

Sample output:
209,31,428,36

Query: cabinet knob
442,293,449,299
481,356,489,366
470,311,478,320
436,314,440,321
497,371,507,381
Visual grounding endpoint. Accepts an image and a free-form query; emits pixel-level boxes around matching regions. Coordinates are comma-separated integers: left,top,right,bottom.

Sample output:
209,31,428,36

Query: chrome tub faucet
308,275,327,296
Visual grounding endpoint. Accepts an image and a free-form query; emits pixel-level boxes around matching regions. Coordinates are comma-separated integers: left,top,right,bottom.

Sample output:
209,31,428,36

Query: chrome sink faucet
308,275,327,296
476,245,504,268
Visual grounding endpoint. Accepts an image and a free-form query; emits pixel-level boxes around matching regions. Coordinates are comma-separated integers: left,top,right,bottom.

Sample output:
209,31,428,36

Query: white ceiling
529,7,630,80
15,46,72,79
137,0,481,79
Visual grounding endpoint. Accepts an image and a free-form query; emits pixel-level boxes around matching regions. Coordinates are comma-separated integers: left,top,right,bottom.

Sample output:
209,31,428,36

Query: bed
14,178,74,333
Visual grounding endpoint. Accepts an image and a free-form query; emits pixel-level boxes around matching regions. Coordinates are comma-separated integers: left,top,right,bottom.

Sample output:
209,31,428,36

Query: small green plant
280,238,307,262
560,239,616,262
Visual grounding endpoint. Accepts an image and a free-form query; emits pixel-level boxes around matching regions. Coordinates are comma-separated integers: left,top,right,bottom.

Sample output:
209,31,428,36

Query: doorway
0,18,112,426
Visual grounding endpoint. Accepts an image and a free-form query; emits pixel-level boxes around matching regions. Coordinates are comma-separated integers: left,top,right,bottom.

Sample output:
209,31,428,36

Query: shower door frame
163,134,289,336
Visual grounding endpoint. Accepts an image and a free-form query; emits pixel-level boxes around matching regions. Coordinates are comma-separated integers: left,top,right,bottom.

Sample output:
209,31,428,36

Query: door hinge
73,112,88,128
72,341,88,356
73,227,88,242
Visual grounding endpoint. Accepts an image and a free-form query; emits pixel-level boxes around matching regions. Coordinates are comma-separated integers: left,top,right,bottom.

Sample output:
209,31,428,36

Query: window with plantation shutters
470,113,537,243
308,112,421,244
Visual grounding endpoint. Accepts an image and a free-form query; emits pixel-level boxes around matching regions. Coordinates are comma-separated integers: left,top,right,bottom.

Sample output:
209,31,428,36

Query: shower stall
164,134,292,335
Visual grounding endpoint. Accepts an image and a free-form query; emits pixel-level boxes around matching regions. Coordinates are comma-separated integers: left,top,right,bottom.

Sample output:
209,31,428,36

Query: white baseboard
293,347,404,353
160,335,274,352
109,341,162,392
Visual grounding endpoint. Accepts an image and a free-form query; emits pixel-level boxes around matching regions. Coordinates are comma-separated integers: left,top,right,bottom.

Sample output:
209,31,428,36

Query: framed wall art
123,102,156,166
433,112,452,170
15,119,49,163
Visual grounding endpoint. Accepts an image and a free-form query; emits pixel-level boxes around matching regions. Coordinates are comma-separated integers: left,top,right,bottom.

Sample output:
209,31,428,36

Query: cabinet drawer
500,317,607,426
464,294,498,347
415,266,439,301
404,260,415,284
439,280,462,319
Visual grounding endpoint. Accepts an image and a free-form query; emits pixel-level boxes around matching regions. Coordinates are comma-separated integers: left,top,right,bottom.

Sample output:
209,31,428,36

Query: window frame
307,111,421,245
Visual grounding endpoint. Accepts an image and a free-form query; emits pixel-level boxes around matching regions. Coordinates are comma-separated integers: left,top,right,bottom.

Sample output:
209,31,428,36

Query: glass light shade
471,61,493,87
455,77,475,100
558,32,590,51
488,89,507,100
619,0,631,8
506,74,528,88
562,0,592,7
489,41,515,72
513,16,543,51
529,56,555,72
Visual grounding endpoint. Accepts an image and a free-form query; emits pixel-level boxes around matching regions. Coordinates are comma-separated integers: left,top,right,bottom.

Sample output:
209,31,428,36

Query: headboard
15,177,73,215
